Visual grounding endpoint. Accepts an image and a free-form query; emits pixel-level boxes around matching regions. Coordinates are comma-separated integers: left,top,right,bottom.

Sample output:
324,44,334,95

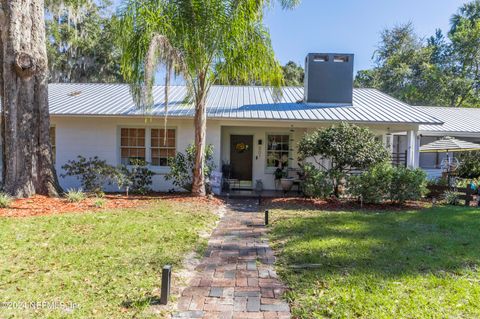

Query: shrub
348,164,427,204
443,190,459,205
66,189,86,203
302,164,333,199
389,167,427,203
457,151,480,179
427,177,448,187
94,198,106,208
298,122,390,196
0,193,12,208
165,144,215,192
61,156,117,194
117,159,154,195
349,163,393,204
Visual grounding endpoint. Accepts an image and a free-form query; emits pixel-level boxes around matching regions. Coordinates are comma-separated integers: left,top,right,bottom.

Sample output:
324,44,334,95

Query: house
44,53,444,192
393,106,480,179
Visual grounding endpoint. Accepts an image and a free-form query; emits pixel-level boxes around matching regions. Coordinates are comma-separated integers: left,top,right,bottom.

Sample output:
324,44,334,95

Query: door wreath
235,142,249,153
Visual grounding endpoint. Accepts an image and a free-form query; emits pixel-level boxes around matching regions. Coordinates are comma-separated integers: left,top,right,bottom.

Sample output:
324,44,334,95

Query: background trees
282,61,304,86
45,0,122,83
356,0,480,108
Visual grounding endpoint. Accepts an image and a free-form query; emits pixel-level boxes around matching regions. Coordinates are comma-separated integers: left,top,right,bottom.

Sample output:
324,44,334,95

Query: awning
420,136,480,153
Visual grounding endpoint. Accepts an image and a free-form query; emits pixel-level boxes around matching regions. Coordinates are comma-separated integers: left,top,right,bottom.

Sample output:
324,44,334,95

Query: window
266,134,290,168
151,128,176,166
120,128,145,164
50,126,56,163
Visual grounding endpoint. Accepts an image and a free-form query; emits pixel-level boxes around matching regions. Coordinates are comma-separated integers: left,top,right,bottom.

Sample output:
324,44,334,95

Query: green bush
94,198,106,208
117,159,154,195
165,144,215,192
0,193,12,208
427,177,448,187
302,164,334,199
66,189,86,203
349,163,393,204
390,167,427,203
298,122,390,196
457,151,480,179
61,156,117,194
348,164,427,204
443,190,460,205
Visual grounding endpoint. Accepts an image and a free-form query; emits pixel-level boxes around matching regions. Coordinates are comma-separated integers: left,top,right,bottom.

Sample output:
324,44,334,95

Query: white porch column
384,133,394,154
406,129,419,168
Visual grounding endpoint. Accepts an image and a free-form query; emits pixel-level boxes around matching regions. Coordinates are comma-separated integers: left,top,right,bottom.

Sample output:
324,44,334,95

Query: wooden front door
230,135,253,181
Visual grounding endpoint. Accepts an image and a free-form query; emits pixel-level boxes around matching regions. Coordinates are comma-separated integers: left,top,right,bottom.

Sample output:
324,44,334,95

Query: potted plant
274,167,286,180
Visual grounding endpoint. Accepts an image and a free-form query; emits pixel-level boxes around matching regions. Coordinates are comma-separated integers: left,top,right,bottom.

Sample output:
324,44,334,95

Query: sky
264,0,467,73
116,0,468,83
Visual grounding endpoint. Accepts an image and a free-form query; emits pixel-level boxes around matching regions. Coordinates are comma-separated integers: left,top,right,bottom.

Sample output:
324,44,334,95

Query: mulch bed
263,197,431,211
0,193,223,218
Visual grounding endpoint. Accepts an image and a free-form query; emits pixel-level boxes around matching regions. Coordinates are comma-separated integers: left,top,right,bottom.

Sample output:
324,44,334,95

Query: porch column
384,133,394,154
406,129,419,168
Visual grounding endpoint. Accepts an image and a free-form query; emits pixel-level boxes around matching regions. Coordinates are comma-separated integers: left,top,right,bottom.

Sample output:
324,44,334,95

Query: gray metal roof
46,83,442,125
418,106,480,134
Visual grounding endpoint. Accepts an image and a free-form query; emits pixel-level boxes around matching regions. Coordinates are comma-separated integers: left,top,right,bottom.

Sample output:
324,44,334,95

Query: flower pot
280,178,294,192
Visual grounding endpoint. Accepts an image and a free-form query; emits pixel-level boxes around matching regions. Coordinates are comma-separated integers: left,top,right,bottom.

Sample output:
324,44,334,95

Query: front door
230,135,253,182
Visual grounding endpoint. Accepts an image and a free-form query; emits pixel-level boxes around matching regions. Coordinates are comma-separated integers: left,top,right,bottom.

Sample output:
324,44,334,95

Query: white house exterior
46,82,443,192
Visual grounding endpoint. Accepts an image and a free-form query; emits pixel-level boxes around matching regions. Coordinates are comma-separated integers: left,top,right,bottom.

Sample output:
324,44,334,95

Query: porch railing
392,151,407,167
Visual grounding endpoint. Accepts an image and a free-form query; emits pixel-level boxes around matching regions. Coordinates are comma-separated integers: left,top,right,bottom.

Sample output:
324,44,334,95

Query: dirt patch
263,197,431,212
0,193,224,218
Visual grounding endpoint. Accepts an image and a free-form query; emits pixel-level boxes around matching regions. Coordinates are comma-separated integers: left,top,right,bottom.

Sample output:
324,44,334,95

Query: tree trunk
0,0,62,197
191,84,207,197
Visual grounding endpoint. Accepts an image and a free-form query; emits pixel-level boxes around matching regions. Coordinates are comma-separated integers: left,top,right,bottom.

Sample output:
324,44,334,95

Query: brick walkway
173,200,290,319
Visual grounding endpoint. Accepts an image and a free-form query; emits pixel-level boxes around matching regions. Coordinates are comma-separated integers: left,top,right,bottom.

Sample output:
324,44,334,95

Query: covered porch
217,121,420,193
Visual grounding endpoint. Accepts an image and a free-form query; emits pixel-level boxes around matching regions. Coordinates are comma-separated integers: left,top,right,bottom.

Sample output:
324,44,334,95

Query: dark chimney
304,53,354,104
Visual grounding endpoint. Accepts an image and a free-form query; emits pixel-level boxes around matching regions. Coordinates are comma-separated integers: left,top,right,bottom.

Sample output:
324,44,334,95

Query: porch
217,123,420,193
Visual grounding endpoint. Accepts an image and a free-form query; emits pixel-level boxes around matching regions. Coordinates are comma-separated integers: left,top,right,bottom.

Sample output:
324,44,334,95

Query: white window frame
120,127,147,165
150,128,177,167
118,126,177,173
265,132,292,172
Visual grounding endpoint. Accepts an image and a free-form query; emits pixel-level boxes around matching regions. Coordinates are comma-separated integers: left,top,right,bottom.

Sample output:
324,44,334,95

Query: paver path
174,199,290,319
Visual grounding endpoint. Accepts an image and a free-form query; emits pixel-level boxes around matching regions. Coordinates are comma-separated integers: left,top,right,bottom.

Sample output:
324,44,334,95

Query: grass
0,201,217,318
0,192,13,208
269,205,480,319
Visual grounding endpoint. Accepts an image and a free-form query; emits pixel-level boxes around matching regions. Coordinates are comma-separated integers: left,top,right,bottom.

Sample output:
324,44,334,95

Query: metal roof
46,83,442,125
420,136,480,152
418,106,480,134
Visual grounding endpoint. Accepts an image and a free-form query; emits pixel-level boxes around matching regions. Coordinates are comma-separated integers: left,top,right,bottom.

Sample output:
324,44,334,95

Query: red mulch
263,197,431,211
0,193,223,218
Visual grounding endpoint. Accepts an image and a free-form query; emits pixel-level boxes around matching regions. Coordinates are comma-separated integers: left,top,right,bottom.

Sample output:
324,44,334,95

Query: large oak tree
0,0,61,197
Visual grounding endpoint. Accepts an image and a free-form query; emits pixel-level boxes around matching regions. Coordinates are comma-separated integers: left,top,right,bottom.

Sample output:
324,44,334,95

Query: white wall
51,116,221,192
51,116,415,192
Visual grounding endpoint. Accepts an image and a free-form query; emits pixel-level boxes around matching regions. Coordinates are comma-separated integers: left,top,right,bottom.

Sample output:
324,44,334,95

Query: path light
264,210,269,226
160,265,172,305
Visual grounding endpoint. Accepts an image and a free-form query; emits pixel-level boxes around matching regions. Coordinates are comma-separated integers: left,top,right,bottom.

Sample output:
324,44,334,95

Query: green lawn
269,206,480,319
0,201,217,319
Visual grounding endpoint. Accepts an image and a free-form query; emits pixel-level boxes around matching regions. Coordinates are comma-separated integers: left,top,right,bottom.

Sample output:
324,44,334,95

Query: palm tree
117,0,299,196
